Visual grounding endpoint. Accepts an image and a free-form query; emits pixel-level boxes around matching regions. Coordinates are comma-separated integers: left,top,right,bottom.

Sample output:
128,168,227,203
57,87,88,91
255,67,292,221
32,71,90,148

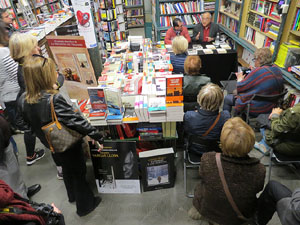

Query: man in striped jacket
223,48,284,117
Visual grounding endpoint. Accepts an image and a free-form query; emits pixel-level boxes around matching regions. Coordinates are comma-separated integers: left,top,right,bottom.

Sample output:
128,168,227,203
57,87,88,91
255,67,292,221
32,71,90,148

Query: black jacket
183,74,210,112
18,92,103,148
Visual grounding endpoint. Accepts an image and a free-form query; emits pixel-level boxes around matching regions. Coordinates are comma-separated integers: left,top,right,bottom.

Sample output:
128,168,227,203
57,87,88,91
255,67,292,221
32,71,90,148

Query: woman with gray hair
223,48,284,117
184,83,230,158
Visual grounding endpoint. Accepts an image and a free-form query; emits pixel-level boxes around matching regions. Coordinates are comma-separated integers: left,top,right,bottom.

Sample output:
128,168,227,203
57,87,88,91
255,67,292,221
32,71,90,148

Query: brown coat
193,152,265,225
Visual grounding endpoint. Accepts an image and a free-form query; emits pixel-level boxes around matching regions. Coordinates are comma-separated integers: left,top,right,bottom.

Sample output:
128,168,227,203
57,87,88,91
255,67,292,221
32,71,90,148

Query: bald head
201,12,212,27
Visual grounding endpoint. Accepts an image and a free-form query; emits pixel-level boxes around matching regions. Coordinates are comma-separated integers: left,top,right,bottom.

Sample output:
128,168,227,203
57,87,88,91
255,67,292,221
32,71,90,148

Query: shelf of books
96,0,128,55
152,0,215,41
273,0,300,90
240,0,282,52
218,0,241,35
125,0,144,28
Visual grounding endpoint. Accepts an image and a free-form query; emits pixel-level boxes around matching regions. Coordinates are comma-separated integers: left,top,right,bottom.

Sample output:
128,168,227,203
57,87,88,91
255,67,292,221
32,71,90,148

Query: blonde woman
184,83,230,156
189,117,266,225
18,55,104,216
9,32,45,166
170,35,188,74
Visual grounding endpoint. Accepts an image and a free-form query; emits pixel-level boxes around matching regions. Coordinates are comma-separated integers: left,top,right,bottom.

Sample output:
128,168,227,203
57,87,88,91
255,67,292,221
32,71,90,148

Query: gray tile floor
13,134,300,225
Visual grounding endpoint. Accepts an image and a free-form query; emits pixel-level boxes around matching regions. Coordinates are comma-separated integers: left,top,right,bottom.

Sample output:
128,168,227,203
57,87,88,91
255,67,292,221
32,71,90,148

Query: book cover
139,148,175,192
166,75,183,104
87,87,108,111
105,87,123,115
90,141,141,194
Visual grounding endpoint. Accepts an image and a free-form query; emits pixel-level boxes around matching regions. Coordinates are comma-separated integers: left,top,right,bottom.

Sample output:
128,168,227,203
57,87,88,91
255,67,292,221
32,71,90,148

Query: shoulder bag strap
215,153,248,221
50,94,62,129
202,113,221,137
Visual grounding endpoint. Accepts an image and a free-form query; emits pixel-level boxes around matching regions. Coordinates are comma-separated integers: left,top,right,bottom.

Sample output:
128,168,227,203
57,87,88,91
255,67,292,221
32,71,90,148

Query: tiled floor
13,133,300,225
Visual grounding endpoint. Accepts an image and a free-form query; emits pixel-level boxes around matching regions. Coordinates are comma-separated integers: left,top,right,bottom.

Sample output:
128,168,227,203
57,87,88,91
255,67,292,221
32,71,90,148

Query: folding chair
245,89,288,124
268,147,300,182
183,134,220,198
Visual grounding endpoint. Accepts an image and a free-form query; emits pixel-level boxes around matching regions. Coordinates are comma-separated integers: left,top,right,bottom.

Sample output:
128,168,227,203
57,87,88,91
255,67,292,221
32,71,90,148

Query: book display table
82,38,180,193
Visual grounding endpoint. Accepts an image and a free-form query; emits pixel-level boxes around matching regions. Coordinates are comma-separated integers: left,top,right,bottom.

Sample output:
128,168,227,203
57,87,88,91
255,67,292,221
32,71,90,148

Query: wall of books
95,0,128,56
125,0,144,28
1,0,63,28
152,0,215,41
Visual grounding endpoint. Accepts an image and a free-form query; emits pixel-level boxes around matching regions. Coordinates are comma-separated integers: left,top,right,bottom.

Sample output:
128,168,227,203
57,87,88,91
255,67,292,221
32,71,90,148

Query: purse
215,153,251,222
41,94,82,153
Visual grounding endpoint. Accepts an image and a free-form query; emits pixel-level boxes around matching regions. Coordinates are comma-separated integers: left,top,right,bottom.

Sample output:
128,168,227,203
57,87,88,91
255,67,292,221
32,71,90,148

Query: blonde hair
220,117,255,157
197,83,223,111
254,48,272,66
9,32,38,63
23,56,58,104
172,36,188,55
184,56,202,75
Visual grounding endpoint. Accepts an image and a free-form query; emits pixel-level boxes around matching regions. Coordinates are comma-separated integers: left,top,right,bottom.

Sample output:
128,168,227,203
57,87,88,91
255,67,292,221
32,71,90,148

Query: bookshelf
280,0,300,45
125,0,144,28
239,0,283,52
218,0,242,34
95,0,128,55
152,0,215,41
273,0,300,90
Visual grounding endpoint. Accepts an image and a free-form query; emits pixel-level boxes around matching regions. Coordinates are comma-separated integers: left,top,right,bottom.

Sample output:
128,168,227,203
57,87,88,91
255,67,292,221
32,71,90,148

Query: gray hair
254,48,272,66
197,83,223,111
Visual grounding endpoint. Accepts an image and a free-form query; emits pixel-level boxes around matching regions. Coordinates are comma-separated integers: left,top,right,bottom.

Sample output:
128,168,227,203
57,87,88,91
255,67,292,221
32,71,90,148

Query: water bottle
215,32,220,46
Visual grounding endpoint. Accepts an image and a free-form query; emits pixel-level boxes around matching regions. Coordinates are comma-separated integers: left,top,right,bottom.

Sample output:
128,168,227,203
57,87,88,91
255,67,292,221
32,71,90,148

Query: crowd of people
0,9,104,224
1,7,300,225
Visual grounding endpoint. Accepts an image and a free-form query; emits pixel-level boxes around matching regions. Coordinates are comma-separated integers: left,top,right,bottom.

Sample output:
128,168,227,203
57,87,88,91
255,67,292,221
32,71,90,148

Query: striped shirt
0,47,19,104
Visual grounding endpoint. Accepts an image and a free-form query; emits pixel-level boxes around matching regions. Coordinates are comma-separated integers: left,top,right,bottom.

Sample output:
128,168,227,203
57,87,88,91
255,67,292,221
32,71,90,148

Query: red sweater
0,180,46,225
164,26,191,45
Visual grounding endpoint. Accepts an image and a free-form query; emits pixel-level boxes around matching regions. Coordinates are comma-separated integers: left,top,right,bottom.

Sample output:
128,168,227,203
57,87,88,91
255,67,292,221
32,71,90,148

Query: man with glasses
0,8,16,37
192,12,219,43
165,18,191,45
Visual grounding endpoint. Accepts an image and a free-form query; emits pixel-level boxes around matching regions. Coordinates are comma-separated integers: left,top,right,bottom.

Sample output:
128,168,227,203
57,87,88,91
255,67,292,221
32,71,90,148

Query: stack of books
166,75,184,122
87,87,108,126
148,97,167,123
137,123,163,140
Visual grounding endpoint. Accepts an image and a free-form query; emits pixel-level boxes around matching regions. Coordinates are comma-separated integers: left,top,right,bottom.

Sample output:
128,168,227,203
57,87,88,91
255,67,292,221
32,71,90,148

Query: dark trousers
223,94,235,113
24,131,36,157
56,140,96,216
4,101,17,128
256,180,292,225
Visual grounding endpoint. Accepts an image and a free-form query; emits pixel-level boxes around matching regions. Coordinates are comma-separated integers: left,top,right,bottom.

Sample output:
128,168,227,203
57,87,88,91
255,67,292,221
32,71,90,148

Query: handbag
41,94,82,153
215,153,251,222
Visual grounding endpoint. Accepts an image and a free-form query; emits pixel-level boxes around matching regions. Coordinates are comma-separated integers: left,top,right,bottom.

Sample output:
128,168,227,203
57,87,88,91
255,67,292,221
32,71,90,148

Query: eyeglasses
32,54,47,67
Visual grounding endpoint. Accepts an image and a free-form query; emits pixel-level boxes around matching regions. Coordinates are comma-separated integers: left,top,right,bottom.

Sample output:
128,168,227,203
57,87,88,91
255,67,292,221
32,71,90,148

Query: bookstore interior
2,0,300,223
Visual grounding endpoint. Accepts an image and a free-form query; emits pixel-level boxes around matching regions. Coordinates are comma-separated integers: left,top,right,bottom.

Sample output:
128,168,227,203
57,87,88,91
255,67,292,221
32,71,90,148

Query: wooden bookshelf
219,10,239,20
217,0,241,37
246,23,278,40
249,9,281,23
